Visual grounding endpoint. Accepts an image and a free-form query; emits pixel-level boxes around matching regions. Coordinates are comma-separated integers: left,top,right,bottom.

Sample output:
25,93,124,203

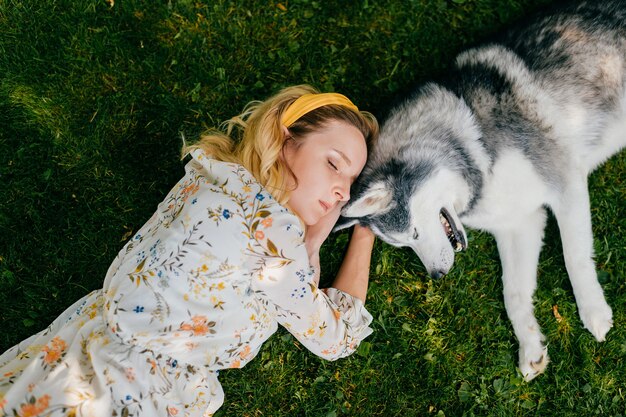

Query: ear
281,125,290,139
341,181,393,218
332,216,360,232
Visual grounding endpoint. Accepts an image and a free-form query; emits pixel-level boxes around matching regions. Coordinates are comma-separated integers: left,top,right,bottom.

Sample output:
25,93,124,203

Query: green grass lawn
2,0,626,415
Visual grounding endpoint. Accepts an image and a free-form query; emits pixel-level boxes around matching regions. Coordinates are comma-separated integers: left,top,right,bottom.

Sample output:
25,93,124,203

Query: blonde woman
0,85,378,416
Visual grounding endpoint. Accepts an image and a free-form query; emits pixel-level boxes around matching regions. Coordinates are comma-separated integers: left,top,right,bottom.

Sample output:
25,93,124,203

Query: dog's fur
341,0,626,380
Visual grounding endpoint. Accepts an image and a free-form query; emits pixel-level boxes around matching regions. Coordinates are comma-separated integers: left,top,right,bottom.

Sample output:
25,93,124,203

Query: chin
302,215,318,227
289,203,322,227
301,210,323,227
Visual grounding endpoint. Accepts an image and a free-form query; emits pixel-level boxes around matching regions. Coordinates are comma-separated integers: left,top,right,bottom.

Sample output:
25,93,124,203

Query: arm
330,225,375,302
253,210,374,360
305,205,375,301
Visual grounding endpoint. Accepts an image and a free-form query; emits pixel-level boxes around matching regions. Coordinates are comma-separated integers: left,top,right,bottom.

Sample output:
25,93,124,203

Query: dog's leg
552,175,613,341
493,208,548,381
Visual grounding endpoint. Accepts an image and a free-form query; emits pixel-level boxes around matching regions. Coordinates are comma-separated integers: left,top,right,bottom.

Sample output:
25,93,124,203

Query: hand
304,202,345,258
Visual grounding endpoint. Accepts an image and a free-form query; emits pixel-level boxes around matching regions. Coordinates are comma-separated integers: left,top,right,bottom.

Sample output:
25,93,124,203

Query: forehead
307,120,364,147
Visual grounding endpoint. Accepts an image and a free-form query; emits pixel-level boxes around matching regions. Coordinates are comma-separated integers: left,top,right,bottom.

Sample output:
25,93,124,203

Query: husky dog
341,0,626,381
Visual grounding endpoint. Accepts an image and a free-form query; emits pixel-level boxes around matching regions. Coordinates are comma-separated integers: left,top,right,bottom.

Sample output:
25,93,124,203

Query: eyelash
328,160,339,171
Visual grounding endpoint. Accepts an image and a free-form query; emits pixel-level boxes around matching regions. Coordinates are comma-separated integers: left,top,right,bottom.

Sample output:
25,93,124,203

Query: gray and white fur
341,0,626,380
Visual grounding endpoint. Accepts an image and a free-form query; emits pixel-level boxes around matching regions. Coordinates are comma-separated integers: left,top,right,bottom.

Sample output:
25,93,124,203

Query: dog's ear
332,216,360,232
342,181,393,218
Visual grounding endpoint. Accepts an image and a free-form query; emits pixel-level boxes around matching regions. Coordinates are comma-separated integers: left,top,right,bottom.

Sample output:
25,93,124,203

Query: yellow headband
281,93,359,127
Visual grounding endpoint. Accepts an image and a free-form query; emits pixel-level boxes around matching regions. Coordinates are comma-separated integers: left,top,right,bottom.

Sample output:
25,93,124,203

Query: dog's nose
430,270,447,279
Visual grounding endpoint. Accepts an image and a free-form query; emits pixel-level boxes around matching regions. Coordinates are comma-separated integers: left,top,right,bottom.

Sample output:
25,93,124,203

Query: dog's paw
519,345,549,382
579,299,613,342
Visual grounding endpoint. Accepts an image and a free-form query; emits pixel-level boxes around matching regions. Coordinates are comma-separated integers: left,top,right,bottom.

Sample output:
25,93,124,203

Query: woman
0,85,378,416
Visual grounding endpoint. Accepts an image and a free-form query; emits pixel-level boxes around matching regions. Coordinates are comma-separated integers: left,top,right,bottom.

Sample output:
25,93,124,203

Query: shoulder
188,149,305,241
184,149,262,204
187,149,256,187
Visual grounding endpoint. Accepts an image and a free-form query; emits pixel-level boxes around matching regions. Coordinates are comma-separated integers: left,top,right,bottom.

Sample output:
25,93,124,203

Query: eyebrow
333,148,352,166
333,148,360,181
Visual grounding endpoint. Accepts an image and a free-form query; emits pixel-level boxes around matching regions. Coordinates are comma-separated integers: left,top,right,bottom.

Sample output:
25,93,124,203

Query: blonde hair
183,85,378,206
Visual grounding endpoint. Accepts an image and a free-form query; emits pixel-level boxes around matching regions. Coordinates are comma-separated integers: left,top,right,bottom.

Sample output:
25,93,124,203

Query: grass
1,0,625,415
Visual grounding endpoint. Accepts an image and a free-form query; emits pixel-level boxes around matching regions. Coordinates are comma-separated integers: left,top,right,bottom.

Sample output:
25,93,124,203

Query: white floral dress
0,150,373,417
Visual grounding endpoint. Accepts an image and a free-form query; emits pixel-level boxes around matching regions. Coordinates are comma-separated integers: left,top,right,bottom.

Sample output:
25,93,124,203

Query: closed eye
328,160,339,171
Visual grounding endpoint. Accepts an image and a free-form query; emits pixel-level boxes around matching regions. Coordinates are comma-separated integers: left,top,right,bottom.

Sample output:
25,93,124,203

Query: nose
429,269,447,279
334,189,349,202
334,178,351,202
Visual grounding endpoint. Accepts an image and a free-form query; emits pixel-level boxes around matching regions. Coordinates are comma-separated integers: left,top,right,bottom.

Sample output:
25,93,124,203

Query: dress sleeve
249,212,373,361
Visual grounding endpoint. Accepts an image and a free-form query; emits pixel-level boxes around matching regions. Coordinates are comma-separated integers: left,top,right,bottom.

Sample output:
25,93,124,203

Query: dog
339,0,626,381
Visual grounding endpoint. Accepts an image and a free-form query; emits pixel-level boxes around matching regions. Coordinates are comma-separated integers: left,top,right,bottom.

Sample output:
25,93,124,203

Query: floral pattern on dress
0,149,373,416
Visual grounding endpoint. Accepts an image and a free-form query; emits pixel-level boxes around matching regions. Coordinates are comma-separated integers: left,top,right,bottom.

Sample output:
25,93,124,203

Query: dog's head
339,163,470,278
338,83,483,278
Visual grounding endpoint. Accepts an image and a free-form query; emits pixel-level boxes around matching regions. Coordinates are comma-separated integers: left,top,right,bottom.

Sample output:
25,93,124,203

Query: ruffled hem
322,287,373,356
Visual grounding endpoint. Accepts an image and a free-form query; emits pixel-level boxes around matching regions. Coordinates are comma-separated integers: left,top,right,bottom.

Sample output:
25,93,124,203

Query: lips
439,207,467,252
319,200,330,212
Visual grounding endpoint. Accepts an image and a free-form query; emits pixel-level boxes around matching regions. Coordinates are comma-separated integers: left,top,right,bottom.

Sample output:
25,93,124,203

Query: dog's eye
412,227,419,240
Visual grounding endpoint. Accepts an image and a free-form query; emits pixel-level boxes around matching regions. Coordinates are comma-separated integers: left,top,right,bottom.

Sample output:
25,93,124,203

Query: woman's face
283,119,367,226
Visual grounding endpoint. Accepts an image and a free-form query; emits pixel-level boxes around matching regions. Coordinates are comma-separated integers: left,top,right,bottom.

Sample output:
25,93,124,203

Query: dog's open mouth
439,208,467,252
